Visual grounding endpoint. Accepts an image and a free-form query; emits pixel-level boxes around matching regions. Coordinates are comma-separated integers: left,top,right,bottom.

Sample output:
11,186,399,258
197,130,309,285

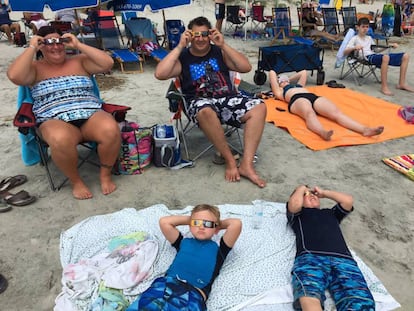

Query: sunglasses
43,37,69,45
190,219,218,228
192,31,210,38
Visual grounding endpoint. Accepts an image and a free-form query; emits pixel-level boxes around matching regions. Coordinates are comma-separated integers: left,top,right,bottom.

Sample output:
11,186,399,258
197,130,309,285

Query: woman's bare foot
362,126,384,137
396,84,414,92
381,87,394,96
238,163,266,188
72,181,93,200
320,130,334,141
100,174,117,195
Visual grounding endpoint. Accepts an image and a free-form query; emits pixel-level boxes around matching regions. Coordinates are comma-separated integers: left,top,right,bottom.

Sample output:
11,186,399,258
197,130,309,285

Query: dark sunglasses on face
190,219,218,228
43,37,70,45
192,31,210,38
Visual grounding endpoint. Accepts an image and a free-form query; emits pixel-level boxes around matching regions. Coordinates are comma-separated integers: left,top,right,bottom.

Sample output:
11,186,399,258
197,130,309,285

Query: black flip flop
0,274,8,294
0,200,12,213
0,175,28,194
326,80,345,88
1,190,36,206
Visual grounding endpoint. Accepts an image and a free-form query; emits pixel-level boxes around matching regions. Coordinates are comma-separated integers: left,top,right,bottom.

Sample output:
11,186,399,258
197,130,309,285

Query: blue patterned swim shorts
127,276,206,311
291,253,375,311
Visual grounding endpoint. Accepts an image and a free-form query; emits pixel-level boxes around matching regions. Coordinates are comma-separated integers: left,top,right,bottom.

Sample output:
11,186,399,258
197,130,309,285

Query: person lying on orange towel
269,70,384,141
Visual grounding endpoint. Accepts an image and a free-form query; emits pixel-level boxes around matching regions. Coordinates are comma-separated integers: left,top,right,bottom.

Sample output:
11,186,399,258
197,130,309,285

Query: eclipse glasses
191,31,211,38
43,37,70,45
190,219,218,228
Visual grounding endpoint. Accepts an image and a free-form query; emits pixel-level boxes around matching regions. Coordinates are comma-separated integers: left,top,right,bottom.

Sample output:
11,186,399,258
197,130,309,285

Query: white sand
1,0,413,310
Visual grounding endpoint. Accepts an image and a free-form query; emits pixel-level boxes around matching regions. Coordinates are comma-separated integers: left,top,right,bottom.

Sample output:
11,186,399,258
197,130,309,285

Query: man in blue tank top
127,204,242,310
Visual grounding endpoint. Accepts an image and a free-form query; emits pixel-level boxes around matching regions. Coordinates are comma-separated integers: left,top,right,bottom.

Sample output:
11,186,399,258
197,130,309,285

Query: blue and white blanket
59,202,400,311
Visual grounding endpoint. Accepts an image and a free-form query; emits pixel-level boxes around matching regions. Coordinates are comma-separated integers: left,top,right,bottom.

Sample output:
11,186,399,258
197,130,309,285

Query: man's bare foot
238,163,266,188
100,174,117,195
321,130,334,141
72,181,93,200
381,88,394,96
362,126,384,137
225,161,241,183
396,84,414,92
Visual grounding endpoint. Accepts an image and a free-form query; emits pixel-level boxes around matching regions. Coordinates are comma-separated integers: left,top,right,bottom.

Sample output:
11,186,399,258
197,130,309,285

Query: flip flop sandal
0,175,28,194
0,274,8,294
212,151,240,165
326,80,346,88
0,200,12,213
1,190,36,207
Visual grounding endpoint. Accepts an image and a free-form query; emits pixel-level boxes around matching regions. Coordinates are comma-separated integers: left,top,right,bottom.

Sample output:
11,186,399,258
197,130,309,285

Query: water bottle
156,125,166,138
252,201,264,229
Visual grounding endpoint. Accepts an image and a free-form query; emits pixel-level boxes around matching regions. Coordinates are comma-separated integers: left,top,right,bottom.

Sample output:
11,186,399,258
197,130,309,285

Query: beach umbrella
8,0,109,12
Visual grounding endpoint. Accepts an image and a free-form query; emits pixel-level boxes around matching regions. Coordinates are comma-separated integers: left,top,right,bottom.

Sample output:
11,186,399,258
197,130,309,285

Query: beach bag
14,32,27,47
153,124,181,167
117,121,153,175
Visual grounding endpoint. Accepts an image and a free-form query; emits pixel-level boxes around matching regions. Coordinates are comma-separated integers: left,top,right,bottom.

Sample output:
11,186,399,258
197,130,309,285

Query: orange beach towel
265,85,414,150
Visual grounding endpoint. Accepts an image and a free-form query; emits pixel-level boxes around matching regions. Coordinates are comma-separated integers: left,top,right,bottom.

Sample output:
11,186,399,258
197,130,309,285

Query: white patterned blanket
59,202,400,311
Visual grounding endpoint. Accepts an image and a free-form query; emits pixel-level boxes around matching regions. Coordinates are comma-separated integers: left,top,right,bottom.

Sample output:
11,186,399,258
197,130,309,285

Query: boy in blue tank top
127,204,242,310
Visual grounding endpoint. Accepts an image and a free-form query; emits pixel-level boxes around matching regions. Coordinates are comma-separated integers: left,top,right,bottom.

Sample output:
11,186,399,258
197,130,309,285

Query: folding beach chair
165,19,185,50
95,10,143,73
270,7,293,44
13,78,131,191
335,28,380,86
124,18,169,63
341,6,357,33
165,73,243,162
251,4,270,32
225,5,247,36
321,7,341,36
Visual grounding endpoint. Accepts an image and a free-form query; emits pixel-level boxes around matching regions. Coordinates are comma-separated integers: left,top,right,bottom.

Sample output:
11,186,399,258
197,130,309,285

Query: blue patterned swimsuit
31,75,102,124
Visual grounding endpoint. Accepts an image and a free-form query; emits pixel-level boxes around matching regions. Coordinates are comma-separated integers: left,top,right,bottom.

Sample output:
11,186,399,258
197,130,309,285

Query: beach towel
382,154,414,181
264,86,414,151
58,203,400,311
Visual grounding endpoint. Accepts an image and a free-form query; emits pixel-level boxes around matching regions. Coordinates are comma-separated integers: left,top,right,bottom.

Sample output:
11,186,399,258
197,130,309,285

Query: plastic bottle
252,201,263,229
156,125,166,138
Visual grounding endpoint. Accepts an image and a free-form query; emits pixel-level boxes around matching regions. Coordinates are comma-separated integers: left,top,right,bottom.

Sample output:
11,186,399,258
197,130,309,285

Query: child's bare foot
362,126,384,137
396,84,414,92
72,181,93,200
238,163,266,188
381,88,394,96
321,130,334,141
100,174,117,195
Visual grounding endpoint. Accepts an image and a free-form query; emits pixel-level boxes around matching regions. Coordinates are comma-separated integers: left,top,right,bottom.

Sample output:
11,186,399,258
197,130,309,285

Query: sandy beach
0,0,413,310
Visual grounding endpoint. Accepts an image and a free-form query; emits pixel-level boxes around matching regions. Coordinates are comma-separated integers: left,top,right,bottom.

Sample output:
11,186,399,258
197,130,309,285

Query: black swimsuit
283,84,320,113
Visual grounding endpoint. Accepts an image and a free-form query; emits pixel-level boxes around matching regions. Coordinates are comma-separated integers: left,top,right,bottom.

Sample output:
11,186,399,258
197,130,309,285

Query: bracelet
28,44,36,50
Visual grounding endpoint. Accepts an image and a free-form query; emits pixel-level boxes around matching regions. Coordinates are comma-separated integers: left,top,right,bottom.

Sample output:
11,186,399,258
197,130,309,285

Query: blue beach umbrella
107,0,191,12
8,0,109,12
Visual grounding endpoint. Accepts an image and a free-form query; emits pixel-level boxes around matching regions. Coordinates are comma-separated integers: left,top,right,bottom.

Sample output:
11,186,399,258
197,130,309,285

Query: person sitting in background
301,7,341,42
0,1,21,44
269,69,384,140
23,12,49,35
55,8,80,34
286,185,375,310
127,204,242,310
7,26,119,200
345,17,414,96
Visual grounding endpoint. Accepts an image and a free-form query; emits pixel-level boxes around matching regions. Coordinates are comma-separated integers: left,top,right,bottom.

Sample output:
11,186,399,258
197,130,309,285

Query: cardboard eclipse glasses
190,219,218,228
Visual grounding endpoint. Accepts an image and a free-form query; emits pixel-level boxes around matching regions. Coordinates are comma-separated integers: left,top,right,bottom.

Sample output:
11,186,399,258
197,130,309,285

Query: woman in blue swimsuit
269,70,384,141
8,26,119,200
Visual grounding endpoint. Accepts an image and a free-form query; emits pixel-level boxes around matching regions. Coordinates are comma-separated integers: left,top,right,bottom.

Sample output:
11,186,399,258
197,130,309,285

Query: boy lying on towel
127,204,242,310
287,185,375,310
